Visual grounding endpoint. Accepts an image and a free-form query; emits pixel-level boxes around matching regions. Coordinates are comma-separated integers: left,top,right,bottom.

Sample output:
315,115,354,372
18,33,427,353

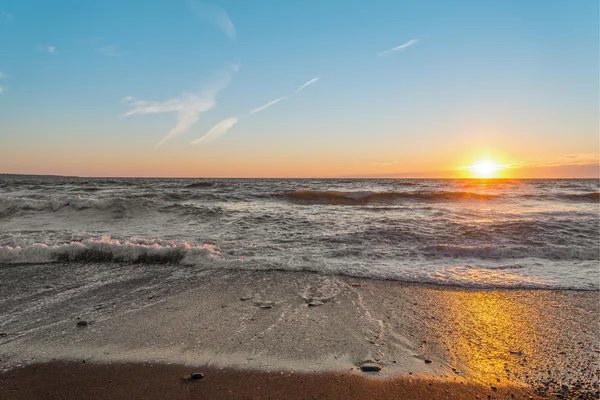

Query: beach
1,177,598,398
1,267,598,399
2,0,598,396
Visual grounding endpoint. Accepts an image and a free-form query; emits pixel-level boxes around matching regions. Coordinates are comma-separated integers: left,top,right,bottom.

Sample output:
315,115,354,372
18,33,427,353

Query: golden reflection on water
436,290,542,383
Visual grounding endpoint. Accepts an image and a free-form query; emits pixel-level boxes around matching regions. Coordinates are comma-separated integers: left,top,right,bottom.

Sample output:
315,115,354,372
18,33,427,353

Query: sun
470,160,501,178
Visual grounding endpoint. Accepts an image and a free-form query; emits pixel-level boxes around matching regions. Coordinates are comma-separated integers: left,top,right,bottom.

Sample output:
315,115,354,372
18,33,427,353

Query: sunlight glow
469,160,501,178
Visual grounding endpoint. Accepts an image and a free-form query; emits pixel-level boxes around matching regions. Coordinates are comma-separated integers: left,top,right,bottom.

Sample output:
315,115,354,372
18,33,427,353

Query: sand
0,362,546,400
0,266,598,398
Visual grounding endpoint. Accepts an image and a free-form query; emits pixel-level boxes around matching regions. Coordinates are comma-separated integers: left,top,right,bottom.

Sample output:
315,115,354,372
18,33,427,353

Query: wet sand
0,267,598,398
0,362,545,400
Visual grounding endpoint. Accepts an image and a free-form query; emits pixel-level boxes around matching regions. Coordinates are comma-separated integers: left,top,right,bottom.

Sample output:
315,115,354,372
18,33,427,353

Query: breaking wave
0,237,221,265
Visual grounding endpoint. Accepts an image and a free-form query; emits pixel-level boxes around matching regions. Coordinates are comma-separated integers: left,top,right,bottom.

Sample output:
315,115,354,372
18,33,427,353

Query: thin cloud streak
295,76,320,92
192,76,319,146
187,0,236,39
378,39,418,56
123,64,237,148
191,117,239,145
249,97,286,114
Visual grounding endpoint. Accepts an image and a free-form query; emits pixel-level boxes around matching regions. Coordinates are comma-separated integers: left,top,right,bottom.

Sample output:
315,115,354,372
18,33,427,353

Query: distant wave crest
278,190,497,205
185,182,216,188
560,192,600,202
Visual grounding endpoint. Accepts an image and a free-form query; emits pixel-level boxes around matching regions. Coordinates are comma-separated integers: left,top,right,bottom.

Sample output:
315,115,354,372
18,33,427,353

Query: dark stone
256,301,274,309
0,332,7,337
424,359,432,364
76,320,88,327
190,372,205,380
360,362,382,372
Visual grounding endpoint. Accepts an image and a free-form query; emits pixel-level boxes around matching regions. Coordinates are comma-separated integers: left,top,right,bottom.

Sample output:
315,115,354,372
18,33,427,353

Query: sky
0,0,598,178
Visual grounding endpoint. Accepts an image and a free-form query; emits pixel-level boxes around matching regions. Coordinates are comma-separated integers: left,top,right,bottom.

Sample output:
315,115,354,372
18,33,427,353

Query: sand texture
1,266,598,398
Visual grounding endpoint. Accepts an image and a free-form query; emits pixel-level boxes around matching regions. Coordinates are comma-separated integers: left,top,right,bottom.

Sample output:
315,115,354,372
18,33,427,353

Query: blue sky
0,0,598,177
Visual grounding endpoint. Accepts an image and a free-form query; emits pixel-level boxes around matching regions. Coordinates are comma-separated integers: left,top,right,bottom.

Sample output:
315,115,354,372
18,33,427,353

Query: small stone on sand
190,372,204,380
76,320,88,327
360,362,382,372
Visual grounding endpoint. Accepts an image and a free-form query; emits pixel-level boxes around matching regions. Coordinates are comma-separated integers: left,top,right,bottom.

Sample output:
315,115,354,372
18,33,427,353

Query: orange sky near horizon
1,141,598,178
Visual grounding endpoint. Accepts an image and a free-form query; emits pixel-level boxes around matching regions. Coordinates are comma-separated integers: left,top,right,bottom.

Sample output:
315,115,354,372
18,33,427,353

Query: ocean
1,175,598,290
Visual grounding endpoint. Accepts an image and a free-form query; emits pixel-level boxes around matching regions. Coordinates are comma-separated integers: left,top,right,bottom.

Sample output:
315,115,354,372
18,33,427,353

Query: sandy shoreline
0,362,546,400
1,266,598,398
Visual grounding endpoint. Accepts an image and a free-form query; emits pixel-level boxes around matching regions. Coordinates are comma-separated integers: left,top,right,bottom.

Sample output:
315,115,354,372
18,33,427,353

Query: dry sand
0,266,598,398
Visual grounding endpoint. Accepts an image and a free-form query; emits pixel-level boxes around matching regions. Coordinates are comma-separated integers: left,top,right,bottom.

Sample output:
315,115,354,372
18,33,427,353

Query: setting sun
470,160,501,178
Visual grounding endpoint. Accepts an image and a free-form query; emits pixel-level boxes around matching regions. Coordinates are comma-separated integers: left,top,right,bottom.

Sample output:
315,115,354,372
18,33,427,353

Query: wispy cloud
537,154,600,167
295,76,321,92
187,0,236,39
249,97,286,115
378,39,418,56
191,117,239,145
98,45,129,57
123,64,238,148
37,45,57,54
191,76,319,145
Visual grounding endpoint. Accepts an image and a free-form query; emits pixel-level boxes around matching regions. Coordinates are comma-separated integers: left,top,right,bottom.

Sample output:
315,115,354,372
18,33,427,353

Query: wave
159,203,223,216
0,237,220,265
185,182,216,188
278,190,497,205
420,244,599,261
560,192,600,202
1,238,598,290
0,196,151,217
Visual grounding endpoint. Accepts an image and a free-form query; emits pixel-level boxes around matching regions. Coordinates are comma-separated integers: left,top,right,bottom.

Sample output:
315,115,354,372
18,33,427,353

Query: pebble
76,320,88,327
424,359,432,364
190,372,204,380
360,362,382,372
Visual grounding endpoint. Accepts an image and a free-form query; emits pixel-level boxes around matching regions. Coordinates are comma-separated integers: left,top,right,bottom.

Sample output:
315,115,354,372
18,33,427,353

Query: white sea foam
0,237,220,265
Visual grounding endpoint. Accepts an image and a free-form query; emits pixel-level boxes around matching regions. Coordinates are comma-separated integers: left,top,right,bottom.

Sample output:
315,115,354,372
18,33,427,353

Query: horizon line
1,173,598,180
